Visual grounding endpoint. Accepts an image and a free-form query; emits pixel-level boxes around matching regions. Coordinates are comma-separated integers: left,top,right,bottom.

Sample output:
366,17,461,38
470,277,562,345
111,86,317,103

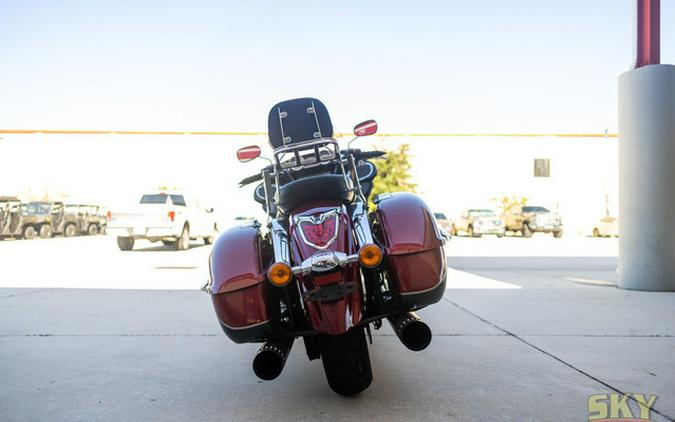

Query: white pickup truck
107,191,217,251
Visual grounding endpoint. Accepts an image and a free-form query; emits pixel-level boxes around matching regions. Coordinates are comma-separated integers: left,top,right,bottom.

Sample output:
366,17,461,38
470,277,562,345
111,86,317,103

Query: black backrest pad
268,98,333,149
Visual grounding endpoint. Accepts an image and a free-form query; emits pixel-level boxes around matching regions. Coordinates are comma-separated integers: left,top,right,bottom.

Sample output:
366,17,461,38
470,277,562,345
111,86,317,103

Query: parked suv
77,204,106,235
454,209,505,238
63,204,85,236
503,205,563,238
107,191,217,251
433,212,455,237
19,202,56,239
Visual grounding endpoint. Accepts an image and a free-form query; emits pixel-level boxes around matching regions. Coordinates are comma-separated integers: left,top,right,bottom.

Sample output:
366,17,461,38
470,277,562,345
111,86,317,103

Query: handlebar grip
341,149,386,160
358,150,387,160
239,173,263,187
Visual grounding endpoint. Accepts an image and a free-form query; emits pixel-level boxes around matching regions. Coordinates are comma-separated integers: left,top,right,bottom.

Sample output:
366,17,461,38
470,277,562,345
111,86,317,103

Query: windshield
169,195,186,206
468,209,495,217
24,202,52,214
139,194,186,206
523,206,549,213
140,194,168,204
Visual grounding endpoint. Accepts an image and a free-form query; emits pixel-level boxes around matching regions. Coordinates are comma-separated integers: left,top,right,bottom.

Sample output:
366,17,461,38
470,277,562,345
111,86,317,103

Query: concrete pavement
1,235,673,421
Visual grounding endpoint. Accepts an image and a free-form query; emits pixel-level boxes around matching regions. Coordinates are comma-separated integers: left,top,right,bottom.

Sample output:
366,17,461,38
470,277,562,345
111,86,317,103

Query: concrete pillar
618,64,675,291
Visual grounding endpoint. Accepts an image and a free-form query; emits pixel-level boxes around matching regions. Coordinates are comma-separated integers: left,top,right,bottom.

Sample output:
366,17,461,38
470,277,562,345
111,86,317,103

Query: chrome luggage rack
259,138,365,219
271,137,355,193
273,138,342,171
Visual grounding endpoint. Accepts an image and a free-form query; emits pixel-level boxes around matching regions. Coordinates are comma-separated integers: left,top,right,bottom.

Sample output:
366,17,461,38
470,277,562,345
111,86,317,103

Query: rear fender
289,201,362,335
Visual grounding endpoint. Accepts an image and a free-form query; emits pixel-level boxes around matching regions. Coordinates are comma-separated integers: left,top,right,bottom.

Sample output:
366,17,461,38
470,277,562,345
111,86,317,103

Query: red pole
635,0,660,68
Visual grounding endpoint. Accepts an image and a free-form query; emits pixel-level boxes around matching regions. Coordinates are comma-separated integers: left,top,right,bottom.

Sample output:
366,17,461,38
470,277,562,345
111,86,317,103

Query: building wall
0,134,618,234
395,136,618,234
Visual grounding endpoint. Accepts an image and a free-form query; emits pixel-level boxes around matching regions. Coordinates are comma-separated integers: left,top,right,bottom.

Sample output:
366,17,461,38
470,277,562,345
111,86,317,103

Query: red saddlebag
374,192,447,310
209,224,274,343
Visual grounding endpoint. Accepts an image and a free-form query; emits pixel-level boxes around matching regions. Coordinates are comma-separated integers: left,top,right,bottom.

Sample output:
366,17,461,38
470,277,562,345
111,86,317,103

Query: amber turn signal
267,262,292,286
359,244,383,268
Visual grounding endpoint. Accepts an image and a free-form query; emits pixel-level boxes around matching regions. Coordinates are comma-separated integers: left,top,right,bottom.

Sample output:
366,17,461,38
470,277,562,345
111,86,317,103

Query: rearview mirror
354,120,378,137
236,145,262,163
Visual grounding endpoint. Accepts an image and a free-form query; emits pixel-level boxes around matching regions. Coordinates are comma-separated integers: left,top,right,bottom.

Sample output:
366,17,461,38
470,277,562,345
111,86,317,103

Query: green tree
370,143,416,208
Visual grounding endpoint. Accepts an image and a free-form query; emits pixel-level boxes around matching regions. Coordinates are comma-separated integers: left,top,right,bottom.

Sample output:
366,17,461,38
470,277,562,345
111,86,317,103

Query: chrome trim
270,219,291,266
291,251,359,275
308,101,323,139
350,200,375,248
309,250,340,273
278,107,290,145
201,278,212,294
219,318,272,330
294,208,340,250
274,137,338,156
273,138,340,171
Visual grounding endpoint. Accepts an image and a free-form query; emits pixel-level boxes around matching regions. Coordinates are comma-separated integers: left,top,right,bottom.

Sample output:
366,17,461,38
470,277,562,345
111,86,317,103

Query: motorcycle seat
277,174,354,214
253,161,377,214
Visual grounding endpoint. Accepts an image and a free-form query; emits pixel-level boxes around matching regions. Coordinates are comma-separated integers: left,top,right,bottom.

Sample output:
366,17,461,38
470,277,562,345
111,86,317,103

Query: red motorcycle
205,98,447,395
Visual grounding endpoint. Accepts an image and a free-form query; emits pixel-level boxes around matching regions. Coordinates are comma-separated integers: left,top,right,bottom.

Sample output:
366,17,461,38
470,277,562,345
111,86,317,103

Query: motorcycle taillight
298,213,338,248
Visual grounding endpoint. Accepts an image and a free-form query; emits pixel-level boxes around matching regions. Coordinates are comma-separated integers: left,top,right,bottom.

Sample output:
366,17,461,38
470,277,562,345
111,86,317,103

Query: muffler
252,338,294,381
387,312,432,352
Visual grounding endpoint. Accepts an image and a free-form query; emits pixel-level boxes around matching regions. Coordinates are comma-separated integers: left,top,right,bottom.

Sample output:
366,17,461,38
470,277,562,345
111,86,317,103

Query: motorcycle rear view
205,98,447,395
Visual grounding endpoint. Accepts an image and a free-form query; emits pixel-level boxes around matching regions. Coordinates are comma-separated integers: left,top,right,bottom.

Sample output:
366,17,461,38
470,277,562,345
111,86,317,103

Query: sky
2,0,674,135
0,1,669,227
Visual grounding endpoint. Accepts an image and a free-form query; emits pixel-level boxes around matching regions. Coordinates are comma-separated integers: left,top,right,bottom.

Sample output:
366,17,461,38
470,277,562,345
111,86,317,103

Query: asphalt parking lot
1,235,674,421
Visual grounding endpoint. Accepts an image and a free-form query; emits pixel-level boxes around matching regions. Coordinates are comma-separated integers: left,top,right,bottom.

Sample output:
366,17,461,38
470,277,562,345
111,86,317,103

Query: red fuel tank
209,223,274,343
374,192,447,310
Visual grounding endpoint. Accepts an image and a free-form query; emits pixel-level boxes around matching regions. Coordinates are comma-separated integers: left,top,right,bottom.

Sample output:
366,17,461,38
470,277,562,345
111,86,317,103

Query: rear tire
521,224,533,238
23,226,36,240
592,228,600,237
117,236,134,251
65,224,77,237
174,225,189,250
319,327,372,396
88,224,98,235
39,225,53,239
553,230,563,238
204,224,217,245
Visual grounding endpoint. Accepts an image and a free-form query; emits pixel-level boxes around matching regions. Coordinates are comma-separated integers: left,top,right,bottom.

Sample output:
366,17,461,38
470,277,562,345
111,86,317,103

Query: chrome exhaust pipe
387,312,432,352
252,338,294,381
